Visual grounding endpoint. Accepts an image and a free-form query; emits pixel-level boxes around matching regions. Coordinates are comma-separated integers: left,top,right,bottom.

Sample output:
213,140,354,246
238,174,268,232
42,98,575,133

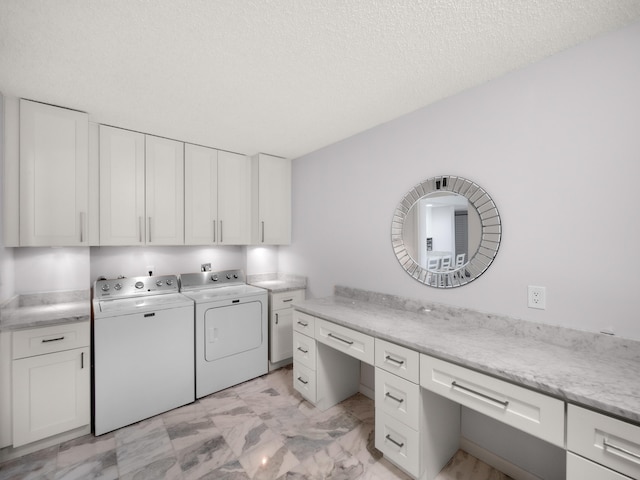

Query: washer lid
181,284,266,302
96,293,192,314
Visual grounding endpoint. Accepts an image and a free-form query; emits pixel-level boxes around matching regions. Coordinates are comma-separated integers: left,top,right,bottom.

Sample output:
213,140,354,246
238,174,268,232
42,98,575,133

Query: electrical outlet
528,286,546,310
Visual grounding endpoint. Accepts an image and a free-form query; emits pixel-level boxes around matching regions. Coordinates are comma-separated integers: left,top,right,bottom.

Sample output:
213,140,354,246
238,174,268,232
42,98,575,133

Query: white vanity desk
292,287,640,480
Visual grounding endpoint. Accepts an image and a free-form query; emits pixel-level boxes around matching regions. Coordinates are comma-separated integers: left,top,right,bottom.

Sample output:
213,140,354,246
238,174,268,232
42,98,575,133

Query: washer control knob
233,274,238,279
101,284,110,291
211,274,218,281
156,280,163,287
166,279,173,286
226,274,232,279
114,283,122,290
135,281,144,289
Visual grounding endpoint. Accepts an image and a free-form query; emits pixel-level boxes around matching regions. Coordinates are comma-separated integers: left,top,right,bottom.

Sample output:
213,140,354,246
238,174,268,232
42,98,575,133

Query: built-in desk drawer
567,452,632,480
293,331,316,370
375,338,420,383
293,362,316,403
375,368,420,426
292,310,316,336
12,322,90,359
420,354,565,447
375,410,420,477
568,404,640,479
315,319,374,365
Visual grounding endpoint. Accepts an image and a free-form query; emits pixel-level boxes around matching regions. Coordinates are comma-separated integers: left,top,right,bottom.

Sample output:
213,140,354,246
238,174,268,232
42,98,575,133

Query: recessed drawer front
375,367,420,426
375,338,419,383
567,452,631,480
293,331,316,370
420,354,565,447
271,289,305,310
315,319,374,365
12,322,90,359
375,410,420,477
568,404,640,479
292,310,315,336
293,361,316,403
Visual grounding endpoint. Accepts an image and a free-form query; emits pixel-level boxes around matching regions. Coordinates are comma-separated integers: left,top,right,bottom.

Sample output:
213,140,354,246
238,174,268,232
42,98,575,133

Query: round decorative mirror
391,175,501,288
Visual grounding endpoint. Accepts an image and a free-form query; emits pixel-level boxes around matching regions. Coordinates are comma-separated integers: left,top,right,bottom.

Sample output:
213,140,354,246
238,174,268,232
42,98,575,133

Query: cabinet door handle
297,321,308,327
213,220,216,243
603,439,640,463
275,313,279,325
385,355,405,366
79,212,85,243
261,221,265,243
81,351,84,369
297,376,308,385
451,381,509,408
42,336,65,343
139,216,143,243
328,332,354,345
148,217,152,243
385,434,404,448
219,220,223,243
297,346,308,354
385,392,404,404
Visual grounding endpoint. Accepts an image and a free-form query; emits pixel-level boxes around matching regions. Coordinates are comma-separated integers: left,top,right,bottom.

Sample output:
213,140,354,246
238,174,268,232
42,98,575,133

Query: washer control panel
94,274,179,299
180,269,245,291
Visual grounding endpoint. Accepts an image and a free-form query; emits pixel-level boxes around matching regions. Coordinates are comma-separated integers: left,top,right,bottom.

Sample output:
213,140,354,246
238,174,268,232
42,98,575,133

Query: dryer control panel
94,275,179,299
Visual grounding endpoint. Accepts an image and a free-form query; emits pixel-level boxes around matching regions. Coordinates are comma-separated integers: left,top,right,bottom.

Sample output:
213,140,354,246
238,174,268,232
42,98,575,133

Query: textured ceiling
1,1,640,159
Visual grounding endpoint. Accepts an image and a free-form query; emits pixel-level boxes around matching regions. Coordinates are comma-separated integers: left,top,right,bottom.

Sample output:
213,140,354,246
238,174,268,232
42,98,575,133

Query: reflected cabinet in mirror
391,175,501,288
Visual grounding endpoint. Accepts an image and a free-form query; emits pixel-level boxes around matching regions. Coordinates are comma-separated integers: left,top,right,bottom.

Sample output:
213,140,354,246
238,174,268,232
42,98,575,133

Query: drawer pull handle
385,434,404,448
42,336,65,343
297,321,309,327
385,392,404,404
385,355,405,366
297,347,308,354
328,333,354,345
283,298,294,303
603,439,640,463
297,376,308,385
451,381,509,408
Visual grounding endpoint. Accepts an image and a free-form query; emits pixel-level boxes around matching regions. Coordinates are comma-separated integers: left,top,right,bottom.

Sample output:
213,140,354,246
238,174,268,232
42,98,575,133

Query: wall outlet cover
528,285,546,310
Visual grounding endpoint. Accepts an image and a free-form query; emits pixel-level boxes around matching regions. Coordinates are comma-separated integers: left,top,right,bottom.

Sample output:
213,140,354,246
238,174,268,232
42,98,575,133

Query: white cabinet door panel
185,144,218,245
217,151,251,245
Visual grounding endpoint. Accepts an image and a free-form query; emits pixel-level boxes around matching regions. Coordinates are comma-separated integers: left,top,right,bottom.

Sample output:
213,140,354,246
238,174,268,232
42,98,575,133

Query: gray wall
281,19,640,341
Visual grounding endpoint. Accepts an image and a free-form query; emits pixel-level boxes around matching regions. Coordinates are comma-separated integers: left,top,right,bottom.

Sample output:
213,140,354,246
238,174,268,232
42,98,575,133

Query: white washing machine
180,269,268,398
93,274,194,435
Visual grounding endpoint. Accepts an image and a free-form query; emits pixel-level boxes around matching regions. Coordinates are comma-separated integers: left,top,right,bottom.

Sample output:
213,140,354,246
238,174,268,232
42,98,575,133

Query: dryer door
204,301,263,361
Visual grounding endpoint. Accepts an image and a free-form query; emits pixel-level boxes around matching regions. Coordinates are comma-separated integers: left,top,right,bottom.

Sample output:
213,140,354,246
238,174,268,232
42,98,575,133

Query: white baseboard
268,357,292,372
460,437,542,480
359,383,374,400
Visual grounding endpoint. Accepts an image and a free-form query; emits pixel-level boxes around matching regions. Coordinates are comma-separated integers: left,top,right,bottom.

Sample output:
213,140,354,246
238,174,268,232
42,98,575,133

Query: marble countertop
0,290,91,331
248,273,307,293
293,287,640,425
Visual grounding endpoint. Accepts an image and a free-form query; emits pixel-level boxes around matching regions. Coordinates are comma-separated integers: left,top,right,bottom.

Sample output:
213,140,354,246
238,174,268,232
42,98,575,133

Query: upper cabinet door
218,151,251,245
252,154,291,245
19,100,89,246
145,135,184,245
184,144,218,245
99,126,145,245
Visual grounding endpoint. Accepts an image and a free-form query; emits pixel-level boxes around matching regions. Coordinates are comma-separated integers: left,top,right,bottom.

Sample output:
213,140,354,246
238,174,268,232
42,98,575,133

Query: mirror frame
391,175,501,288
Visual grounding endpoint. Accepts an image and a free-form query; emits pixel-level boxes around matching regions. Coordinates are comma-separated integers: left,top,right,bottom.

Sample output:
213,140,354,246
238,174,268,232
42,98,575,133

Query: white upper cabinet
19,99,89,246
99,125,145,245
217,150,252,245
251,153,291,245
184,144,218,245
145,135,185,245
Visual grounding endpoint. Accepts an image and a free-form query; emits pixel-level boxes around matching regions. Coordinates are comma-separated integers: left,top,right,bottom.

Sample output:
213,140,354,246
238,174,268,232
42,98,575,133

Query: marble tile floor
0,366,511,480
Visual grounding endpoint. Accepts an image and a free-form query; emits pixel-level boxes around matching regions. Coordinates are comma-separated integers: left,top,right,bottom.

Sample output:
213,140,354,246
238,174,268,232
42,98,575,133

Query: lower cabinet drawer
293,362,316,403
375,367,420,427
12,322,90,359
567,452,633,480
420,354,565,447
293,331,316,370
375,410,420,477
375,338,420,383
568,404,640,479
271,289,305,310
292,310,316,336
315,318,374,365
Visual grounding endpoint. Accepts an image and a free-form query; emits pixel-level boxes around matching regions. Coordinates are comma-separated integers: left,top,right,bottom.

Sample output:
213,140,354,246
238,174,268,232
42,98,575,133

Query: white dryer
180,270,268,398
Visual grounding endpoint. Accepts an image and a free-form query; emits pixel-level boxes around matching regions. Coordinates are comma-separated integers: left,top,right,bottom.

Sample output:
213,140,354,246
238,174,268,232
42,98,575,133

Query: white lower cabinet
567,404,640,479
567,452,634,480
270,289,305,364
11,322,91,448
